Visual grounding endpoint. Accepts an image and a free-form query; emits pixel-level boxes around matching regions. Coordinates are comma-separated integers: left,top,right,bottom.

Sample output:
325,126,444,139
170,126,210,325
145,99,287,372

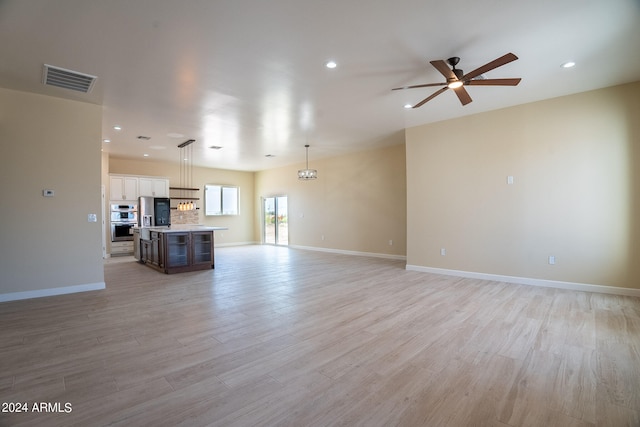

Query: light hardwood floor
1,245,639,426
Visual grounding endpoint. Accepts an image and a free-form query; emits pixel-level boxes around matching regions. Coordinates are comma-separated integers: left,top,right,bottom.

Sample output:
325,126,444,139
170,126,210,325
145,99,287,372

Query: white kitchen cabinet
110,176,138,201
139,177,169,198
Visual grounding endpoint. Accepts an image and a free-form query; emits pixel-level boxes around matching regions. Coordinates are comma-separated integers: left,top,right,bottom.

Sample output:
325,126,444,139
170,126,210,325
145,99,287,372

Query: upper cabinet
109,175,169,202
139,177,169,198
110,176,138,201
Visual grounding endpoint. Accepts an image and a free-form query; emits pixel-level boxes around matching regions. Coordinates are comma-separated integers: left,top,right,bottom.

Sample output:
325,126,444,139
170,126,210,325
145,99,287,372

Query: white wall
0,88,104,301
255,142,407,258
406,81,640,291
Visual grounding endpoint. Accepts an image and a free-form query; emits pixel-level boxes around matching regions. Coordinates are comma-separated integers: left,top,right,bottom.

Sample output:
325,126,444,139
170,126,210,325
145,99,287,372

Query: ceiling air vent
43,64,97,93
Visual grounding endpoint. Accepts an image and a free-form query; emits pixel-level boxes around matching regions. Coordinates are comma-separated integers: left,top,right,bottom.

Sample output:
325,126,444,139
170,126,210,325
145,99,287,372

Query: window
204,184,239,216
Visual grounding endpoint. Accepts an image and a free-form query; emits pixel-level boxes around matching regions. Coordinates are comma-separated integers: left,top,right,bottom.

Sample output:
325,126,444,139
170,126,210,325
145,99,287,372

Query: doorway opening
263,196,288,245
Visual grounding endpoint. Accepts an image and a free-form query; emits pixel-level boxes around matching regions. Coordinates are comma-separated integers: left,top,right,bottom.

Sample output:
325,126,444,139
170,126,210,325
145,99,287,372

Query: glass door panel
166,233,189,267
263,196,288,245
276,196,288,245
192,232,212,264
263,197,276,244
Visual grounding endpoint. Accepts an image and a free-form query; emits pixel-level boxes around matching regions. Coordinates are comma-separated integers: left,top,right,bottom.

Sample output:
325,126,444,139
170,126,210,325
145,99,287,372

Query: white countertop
139,225,227,239
149,225,227,232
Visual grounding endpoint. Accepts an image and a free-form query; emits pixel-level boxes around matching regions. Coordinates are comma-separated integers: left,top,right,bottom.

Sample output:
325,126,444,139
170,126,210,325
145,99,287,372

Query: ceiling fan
393,52,521,108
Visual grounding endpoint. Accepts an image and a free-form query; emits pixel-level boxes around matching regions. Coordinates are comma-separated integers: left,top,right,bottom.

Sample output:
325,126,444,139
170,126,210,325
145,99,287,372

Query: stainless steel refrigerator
138,197,171,227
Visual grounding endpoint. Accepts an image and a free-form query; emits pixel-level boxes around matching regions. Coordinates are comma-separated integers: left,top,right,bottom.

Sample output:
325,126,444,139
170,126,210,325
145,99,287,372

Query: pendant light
298,144,317,180
178,139,196,210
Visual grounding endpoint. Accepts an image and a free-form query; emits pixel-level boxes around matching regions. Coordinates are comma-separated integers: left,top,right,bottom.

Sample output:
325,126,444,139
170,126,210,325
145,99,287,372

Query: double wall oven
110,204,137,242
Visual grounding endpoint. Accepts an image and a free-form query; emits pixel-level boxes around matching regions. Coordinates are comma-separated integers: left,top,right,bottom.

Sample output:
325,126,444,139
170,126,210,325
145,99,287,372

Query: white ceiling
1,0,639,171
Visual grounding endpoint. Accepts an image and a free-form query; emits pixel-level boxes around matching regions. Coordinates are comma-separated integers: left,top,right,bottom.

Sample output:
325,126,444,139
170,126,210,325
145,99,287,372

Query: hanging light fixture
298,144,317,180
178,139,196,211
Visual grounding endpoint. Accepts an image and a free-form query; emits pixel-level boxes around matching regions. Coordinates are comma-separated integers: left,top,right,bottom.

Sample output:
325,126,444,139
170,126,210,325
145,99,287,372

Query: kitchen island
138,225,227,274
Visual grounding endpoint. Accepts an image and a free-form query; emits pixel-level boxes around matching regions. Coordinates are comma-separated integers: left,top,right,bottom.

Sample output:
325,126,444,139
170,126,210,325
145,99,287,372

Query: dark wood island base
138,226,226,274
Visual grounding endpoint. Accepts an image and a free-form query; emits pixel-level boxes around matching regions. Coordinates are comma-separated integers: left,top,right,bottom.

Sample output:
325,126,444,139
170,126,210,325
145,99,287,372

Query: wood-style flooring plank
0,245,638,426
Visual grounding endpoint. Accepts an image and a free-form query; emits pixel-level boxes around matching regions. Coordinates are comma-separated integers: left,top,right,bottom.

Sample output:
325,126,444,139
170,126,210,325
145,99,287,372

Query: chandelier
178,139,196,211
297,144,317,180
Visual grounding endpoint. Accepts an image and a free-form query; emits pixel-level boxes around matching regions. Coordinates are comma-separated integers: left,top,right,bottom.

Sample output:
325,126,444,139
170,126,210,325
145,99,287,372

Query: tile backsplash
171,209,199,225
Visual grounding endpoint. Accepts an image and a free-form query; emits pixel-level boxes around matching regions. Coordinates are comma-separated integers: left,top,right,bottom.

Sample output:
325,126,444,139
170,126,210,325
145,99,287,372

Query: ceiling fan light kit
393,52,522,108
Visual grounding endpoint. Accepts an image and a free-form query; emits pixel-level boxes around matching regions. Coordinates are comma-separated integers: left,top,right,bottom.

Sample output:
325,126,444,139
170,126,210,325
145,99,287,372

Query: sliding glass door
263,196,288,245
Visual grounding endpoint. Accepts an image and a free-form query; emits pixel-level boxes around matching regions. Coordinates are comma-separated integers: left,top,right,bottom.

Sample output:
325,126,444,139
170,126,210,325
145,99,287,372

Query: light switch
88,213,97,222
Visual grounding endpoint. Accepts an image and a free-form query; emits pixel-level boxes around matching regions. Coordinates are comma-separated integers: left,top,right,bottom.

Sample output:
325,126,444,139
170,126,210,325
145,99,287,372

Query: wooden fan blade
430,60,456,80
391,82,447,91
462,53,518,81
467,78,521,86
413,87,449,108
453,86,472,105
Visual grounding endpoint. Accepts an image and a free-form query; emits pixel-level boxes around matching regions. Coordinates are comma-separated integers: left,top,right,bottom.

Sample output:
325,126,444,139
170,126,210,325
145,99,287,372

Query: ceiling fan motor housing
447,57,460,67
447,57,464,80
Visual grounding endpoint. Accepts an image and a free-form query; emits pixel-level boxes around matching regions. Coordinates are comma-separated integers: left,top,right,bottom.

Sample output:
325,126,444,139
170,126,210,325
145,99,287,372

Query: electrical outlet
388,240,393,246
548,255,556,265
321,235,325,241
440,248,446,256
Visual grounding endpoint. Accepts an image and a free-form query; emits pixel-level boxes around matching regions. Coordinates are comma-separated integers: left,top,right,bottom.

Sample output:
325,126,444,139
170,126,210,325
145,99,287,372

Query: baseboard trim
405,265,640,297
0,282,106,303
290,244,407,261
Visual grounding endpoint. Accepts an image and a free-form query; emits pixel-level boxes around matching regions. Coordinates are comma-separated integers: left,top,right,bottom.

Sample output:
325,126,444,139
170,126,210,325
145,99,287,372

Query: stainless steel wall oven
110,203,137,242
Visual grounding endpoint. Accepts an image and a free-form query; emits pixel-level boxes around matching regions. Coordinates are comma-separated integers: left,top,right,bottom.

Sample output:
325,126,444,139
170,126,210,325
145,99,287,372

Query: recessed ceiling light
143,153,149,157
561,61,576,68
325,60,337,69
113,125,122,131
404,104,413,109
103,139,111,143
